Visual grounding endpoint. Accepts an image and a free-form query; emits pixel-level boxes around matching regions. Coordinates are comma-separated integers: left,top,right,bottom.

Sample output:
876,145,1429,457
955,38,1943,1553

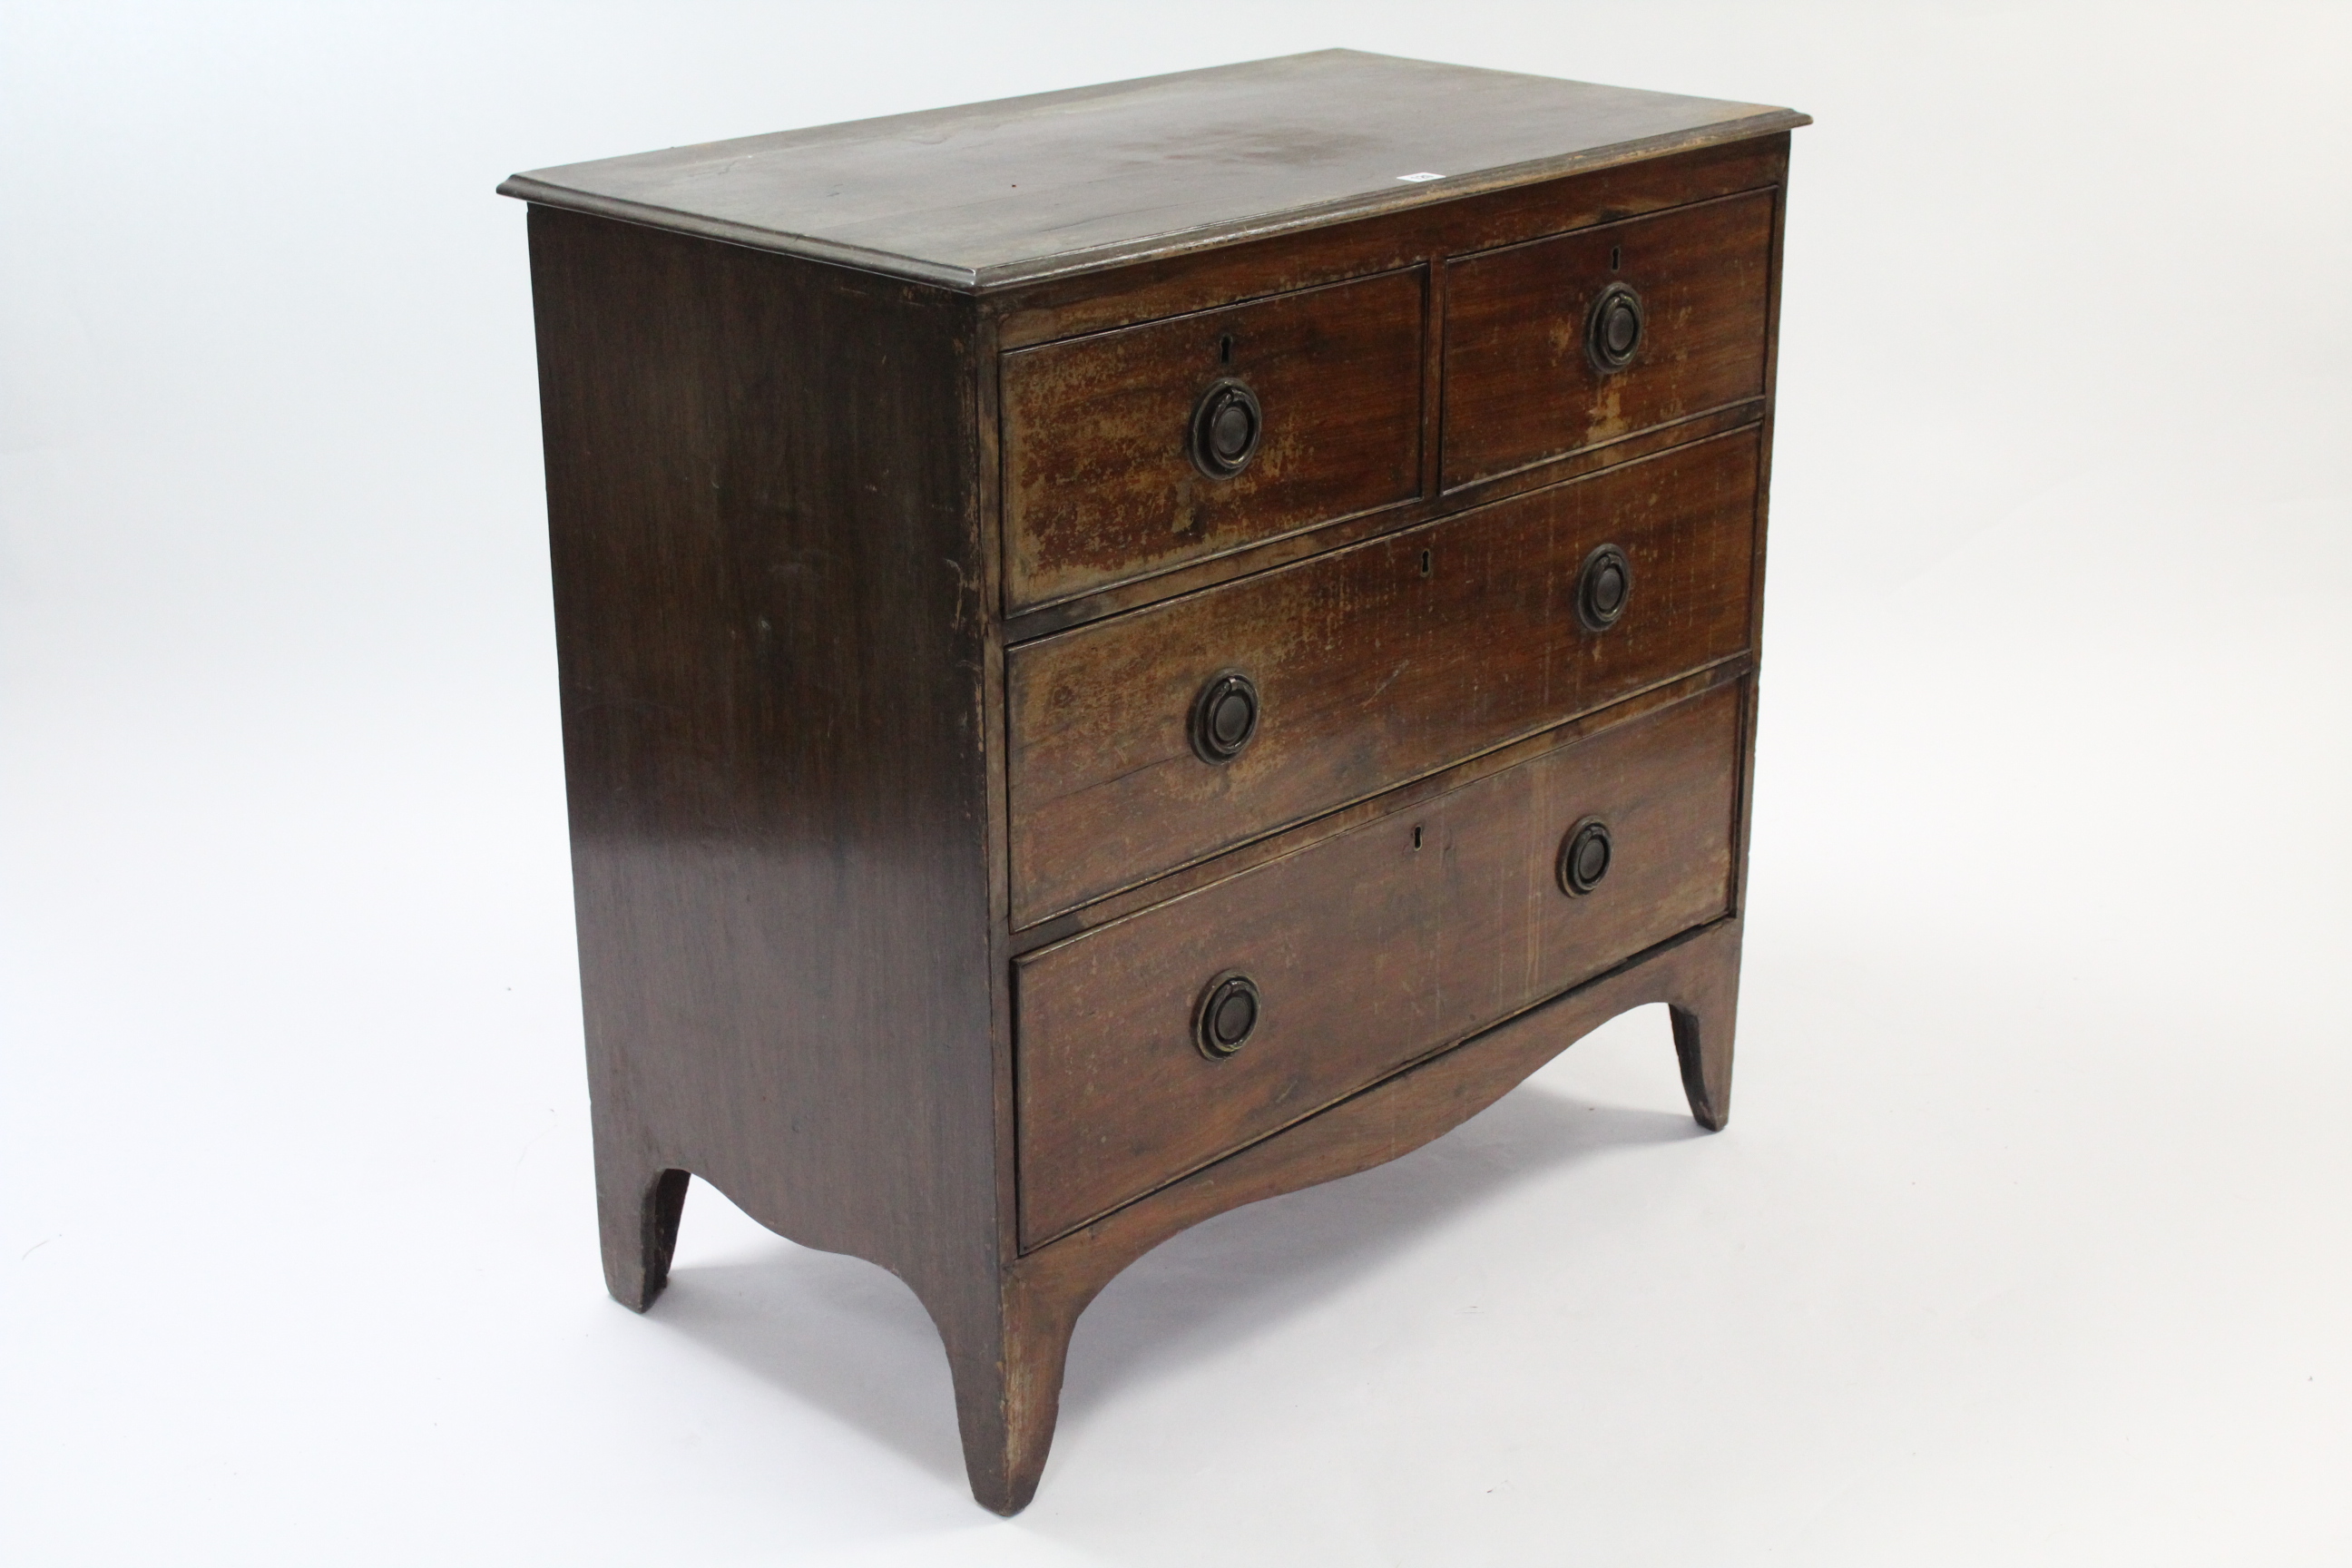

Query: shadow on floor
645,1044,1702,1486
647,1234,971,1485
1054,1086,1699,1434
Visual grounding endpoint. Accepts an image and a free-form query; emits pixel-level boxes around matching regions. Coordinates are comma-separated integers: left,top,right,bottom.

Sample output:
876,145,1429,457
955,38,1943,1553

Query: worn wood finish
1007,427,1759,925
985,137,1787,646
1444,189,1774,489
1010,659,1749,955
506,54,1799,1516
1017,679,1741,1246
1003,268,1425,612
500,51,1806,290
1001,399,1763,643
991,135,1788,352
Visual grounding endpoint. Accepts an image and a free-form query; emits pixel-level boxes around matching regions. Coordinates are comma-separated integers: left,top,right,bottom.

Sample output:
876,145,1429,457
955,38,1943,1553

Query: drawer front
1006,427,1758,925
1441,190,1773,490
1000,269,1426,612
1015,679,1743,1248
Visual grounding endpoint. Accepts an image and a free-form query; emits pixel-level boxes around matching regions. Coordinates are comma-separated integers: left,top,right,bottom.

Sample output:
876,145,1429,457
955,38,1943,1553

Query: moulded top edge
495,50,1808,293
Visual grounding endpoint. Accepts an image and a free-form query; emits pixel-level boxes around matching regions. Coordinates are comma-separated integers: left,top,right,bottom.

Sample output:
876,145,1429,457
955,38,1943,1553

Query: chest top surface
497,49,1806,290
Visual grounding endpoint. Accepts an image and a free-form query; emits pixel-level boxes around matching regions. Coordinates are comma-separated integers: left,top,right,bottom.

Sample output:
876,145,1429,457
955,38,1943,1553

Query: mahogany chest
502,50,1806,1513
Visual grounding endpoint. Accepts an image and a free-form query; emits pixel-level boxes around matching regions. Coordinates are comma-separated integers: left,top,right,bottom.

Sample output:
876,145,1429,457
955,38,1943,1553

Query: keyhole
1420,548,1433,577
1411,823,1425,851
1219,334,1233,365
1609,244,1622,271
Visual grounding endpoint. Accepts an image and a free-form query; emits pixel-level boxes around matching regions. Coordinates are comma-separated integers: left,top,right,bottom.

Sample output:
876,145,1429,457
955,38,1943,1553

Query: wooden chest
502,50,1805,1513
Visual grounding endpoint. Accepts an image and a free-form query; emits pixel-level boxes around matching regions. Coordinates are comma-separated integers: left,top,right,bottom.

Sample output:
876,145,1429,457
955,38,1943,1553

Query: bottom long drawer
1014,677,1745,1249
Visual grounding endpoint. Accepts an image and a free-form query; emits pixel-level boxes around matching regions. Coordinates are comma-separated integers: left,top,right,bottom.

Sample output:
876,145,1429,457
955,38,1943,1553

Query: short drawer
1442,189,1773,490
1000,269,1426,613
1006,427,1759,925
1015,678,1743,1248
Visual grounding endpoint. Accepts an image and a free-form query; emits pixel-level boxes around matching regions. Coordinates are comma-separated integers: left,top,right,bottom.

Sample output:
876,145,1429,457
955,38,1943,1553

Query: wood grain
500,51,1805,290
1006,426,1761,925
1443,189,1774,488
1008,659,1749,955
1001,399,1760,645
1015,678,1740,1246
524,203,1009,1375
1002,268,1424,612
990,136,1788,349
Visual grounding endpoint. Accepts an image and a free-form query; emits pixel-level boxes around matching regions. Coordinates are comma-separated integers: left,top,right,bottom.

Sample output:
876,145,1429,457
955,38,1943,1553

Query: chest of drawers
502,50,1804,1514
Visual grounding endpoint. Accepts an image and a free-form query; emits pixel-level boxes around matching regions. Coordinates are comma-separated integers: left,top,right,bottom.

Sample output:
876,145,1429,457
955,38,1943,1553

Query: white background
5,3,2348,1563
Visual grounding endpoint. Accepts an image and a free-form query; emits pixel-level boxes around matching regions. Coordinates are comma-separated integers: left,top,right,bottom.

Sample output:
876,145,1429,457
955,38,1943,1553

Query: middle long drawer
1005,426,1760,926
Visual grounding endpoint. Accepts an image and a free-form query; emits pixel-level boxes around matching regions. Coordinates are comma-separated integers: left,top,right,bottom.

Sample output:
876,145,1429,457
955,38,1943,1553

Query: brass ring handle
1558,817,1613,896
1585,281,1645,373
1576,544,1632,632
1195,973,1261,1059
1190,671,1260,762
1189,379,1262,477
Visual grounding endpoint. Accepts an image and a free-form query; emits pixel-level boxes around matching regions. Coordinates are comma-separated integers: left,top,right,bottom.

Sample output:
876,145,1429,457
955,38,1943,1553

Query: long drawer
1014,678,1745,1249
1005,426,1759,926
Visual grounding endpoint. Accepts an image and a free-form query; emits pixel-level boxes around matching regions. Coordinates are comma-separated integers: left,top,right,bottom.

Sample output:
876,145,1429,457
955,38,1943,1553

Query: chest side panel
529,208,999,1293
